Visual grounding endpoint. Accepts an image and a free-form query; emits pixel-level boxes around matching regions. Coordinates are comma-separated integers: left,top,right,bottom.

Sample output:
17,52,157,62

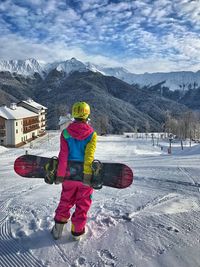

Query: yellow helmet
72,102,90,120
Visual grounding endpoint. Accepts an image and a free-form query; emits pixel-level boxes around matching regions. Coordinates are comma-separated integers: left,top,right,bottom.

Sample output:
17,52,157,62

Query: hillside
0,70,188,133
146,82,200,111
179,88,200,110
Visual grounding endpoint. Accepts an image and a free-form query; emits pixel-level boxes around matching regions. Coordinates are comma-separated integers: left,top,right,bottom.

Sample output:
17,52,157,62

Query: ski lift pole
151,133,155,146
168,137,173,154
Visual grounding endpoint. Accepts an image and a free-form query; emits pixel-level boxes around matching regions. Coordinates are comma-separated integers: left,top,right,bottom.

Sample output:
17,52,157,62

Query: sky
0,0,200,73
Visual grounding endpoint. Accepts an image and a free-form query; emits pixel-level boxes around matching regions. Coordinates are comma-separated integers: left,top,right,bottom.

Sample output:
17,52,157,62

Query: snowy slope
0,133,200,267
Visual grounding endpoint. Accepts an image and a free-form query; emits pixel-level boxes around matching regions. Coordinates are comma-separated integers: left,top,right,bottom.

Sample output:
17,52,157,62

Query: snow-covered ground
0,132,200,267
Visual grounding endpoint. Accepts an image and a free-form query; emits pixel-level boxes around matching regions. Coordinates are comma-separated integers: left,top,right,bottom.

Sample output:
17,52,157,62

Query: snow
101,69,200,91
21,99,47,111
0,132,200,267
0,58,43,76
1,57,200,91
0,105,38,119
0,145,8,153
45,58,89,75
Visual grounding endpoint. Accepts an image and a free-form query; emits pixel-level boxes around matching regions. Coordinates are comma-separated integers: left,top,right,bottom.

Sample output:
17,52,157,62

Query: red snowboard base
14,154,133,189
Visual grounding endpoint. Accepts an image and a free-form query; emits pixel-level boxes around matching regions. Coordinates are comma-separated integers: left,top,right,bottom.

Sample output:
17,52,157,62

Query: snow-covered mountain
44,57,88,74
0,58,44,76
105,69,200,91
1,57,200,91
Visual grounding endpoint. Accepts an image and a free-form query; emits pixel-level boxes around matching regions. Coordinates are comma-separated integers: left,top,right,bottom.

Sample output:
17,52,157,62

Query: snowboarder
51,101,97,240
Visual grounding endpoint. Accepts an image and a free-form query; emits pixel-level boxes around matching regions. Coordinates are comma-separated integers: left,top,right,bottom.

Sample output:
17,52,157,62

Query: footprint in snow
166,226,179,233
29,219,38,231
157,223,179,233
15,229,26,238
98,249,118,266
71,256,86,267
39,217,51,229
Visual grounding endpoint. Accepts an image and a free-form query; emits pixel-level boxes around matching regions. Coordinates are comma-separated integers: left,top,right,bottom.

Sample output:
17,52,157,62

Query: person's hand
54,176,64,184
83,174,92,187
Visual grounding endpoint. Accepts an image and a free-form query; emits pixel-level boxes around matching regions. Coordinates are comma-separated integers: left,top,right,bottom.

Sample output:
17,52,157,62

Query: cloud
0,0,200,73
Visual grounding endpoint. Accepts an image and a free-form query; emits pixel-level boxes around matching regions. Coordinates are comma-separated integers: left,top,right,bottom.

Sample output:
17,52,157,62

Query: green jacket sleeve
84,132,97,174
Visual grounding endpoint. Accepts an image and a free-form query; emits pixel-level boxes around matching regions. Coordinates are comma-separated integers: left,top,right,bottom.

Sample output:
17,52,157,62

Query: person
51,101,97,240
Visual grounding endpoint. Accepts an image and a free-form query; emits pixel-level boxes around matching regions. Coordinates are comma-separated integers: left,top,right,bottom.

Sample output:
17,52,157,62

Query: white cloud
124,56,200,74
0,0,200,73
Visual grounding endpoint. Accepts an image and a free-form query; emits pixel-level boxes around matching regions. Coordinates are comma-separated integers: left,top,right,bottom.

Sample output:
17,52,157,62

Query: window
16,129,18,134
16,122,18,126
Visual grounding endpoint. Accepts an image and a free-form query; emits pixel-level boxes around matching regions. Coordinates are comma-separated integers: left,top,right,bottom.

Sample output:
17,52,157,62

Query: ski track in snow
0,200,44,267
0,132,200,266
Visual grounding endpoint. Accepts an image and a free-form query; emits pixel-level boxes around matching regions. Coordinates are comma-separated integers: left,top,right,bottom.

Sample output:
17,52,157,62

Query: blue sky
0,0,200,73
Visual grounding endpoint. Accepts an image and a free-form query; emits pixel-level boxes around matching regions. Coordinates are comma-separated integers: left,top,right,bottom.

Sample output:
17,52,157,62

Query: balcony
23,118,39,126
23,124,40,133
0,126,6,137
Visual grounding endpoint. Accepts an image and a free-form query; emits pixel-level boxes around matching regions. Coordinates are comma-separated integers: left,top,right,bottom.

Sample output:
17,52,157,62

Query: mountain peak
70,57,78,62
0,57,200,91
54,58,87,73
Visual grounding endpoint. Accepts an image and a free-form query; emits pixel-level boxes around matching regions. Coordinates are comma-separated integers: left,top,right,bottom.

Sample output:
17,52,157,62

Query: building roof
21,98,47,110
0,104,38,120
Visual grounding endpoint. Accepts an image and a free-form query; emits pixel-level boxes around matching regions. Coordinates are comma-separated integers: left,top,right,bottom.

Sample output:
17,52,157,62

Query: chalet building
0,100,47,147
18,98,47,136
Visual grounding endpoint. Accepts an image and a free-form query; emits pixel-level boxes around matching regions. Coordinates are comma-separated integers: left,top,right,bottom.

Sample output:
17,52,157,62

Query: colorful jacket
57,121,97,177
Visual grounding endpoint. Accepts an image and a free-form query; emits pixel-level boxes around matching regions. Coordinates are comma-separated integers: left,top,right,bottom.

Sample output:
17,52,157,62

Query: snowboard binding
91,160,103,190
44,157,58,184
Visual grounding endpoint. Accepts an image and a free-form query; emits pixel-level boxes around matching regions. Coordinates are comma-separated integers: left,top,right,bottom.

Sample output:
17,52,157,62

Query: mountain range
0,57,199,133
1,58,200,91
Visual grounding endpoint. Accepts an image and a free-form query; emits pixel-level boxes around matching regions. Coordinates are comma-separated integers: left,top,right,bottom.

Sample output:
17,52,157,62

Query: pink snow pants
54,180,93,233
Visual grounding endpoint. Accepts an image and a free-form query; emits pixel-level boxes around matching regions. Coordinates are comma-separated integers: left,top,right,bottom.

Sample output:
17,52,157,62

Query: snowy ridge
0,58,43,76
45,58,104,75
1,57,200,90
98,67,200,91
45,57,88,74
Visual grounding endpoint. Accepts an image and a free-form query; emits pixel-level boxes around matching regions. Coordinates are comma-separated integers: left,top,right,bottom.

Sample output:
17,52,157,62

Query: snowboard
14,154,133,189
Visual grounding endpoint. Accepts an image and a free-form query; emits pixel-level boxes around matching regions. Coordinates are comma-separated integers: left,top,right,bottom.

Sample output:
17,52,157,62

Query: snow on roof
21,98,47,110
0,105,38,120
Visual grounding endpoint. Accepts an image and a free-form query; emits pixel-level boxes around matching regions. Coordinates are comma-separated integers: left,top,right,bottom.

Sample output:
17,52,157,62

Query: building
0,100,47,147
18,98,47,136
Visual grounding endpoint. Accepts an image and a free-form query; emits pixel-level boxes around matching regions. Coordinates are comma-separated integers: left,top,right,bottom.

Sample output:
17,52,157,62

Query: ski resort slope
0,132,200,267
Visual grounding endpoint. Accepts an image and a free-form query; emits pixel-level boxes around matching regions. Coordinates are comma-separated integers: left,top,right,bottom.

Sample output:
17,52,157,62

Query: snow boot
51,222,65,240
71,228,85,241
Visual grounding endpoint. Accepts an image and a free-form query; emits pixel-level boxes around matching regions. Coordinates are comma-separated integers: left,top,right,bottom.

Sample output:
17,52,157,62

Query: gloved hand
83,174,92,187
54,176,64,184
